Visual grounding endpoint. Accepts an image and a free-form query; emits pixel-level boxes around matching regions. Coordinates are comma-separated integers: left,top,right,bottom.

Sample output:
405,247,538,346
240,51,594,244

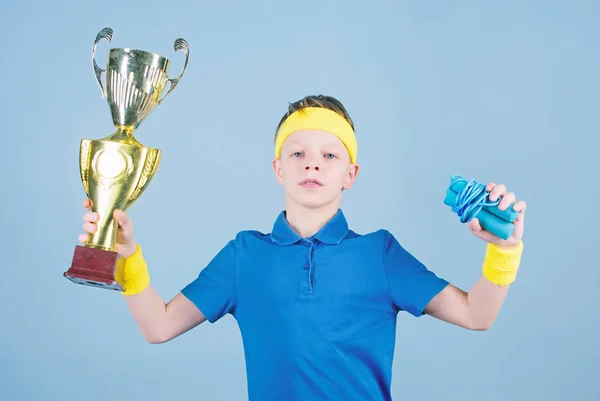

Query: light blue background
1,1,598,400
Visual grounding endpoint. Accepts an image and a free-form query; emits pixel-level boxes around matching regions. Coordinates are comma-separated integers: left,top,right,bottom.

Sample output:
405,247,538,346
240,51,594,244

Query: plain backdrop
1,0,598,400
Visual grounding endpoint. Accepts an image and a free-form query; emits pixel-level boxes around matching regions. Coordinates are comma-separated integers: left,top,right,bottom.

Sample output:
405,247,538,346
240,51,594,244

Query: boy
79,95,526,401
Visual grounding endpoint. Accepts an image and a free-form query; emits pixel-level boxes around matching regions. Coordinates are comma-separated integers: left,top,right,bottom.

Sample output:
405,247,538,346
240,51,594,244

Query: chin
300,199,330,209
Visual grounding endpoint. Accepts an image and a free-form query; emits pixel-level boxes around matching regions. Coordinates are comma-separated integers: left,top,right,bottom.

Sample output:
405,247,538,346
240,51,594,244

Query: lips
300,178,323,187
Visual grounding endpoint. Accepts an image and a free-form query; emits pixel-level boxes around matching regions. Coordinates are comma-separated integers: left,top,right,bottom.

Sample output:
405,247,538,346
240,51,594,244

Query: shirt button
303,263,310,270
304,241,311,247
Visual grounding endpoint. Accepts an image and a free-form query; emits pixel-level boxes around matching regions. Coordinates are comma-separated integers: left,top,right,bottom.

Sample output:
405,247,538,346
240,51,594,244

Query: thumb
113,209,134,241
113,209,130,227
468,217,483,233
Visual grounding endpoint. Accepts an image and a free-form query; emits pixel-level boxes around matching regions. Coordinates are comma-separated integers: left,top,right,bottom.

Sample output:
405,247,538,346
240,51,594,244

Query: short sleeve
382,231,448,317
181,239,237,323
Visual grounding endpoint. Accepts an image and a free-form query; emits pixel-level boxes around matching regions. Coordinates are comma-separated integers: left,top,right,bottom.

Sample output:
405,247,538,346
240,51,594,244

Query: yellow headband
274,107,358,163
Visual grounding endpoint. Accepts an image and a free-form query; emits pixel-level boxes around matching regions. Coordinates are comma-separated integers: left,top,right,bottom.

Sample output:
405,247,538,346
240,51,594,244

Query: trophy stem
105,127,142,146
87,214,119,251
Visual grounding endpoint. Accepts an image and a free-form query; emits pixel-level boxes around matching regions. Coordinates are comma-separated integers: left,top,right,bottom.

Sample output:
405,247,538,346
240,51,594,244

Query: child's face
272,129,359,209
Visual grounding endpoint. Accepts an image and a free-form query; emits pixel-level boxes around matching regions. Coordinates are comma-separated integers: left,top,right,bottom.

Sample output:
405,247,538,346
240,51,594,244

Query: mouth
299,178,323,188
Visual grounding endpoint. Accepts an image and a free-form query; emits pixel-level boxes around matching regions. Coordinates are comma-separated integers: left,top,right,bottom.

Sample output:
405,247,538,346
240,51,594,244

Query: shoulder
228,229,274,248
345,228,394,245
234,229,273,240
200,230,270,269
346,228,415,262
336,229,398,259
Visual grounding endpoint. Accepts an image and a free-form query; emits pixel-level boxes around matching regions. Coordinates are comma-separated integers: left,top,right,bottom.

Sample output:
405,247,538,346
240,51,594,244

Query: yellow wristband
482,241,523,286
115,244,150,296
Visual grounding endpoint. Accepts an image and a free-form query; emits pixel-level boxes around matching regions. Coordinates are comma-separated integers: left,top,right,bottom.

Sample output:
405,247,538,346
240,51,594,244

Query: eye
292,151,304,158
324,153,337,159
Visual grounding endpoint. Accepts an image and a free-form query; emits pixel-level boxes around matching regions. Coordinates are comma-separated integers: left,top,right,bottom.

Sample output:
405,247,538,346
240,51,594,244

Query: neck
284,198,341,238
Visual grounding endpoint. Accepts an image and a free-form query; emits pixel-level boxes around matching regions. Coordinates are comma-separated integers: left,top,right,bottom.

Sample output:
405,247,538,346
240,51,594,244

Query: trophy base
64,245,123,292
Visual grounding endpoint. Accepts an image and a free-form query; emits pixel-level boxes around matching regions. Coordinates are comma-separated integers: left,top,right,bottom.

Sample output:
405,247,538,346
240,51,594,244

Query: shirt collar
270,209,349,245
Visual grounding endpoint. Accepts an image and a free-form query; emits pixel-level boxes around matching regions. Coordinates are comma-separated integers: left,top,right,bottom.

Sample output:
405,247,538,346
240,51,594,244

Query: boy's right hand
80,199,138,258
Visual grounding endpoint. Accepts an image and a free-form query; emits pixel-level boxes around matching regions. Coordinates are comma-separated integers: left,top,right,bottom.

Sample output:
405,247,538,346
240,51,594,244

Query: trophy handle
157,38,190,105
92,28,113,99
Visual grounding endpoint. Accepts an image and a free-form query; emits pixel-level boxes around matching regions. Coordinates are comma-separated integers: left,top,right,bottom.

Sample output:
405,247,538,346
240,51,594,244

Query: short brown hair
274,95,354,142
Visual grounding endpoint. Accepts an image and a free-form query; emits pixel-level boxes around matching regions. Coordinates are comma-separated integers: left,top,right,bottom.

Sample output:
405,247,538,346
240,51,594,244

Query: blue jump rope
444,174,518,240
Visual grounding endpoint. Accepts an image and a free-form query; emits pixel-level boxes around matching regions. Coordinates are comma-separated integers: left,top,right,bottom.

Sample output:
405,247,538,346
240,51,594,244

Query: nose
304,159,320,171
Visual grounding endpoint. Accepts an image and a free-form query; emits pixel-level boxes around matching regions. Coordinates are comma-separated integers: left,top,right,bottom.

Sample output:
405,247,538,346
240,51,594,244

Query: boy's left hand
467,182,526,250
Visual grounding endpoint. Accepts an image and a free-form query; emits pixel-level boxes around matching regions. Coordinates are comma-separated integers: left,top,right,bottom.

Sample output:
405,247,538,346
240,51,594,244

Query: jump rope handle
444,175,519,240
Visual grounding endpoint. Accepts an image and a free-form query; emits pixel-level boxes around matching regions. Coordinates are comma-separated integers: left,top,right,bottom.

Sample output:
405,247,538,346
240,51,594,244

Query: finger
78,233,89,243
114,210,135,244
468,217,483,233
113,210,134,236
509,201,526,240
513,200,527,213
489,184,506,202
513,202,527,225
477,231,501,244
82,198,93,210
486,182,496,192
83,222,98,234
83,211,99,223
498,192,516,211
513,213,525,239
113,209,129,227
470,222,500,243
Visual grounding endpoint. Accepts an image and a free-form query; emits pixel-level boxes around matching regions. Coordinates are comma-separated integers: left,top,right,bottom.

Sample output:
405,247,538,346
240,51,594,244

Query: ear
342,163,360,190
272,157,284,185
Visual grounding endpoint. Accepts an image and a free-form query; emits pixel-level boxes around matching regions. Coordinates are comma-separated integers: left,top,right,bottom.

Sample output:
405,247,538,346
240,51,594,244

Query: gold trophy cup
64,28,190,291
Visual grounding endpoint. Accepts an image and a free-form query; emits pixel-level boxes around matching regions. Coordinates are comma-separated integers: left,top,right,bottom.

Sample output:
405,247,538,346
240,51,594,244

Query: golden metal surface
81,28,189,251
80,132,161,251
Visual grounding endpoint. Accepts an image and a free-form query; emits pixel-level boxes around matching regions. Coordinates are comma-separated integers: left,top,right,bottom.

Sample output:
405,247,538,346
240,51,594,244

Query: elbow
468,318,495,331
470,323,492,331
142,330,171,344
146,337,166,345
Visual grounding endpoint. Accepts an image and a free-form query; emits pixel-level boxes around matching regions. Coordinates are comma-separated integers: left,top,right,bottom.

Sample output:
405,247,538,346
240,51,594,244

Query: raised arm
123,284,207,343
424,276,510,330
80,199,207,343
424,182,526,330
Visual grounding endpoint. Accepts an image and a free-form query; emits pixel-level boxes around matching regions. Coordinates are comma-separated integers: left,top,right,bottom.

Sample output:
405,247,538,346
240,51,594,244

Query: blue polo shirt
181,209,449,401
